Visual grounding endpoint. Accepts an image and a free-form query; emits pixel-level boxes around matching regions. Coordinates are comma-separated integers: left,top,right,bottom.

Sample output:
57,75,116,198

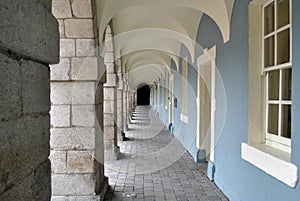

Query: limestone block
65,19,94,38
71,57,98,80
104,87,115,101
49,151,67,173
50,105,70,127
104,127,114,140
51,197,68,201
0,53,22,120
60,39,75,58
50,58,70,81
103,100,113,113
51,82,95,104
0,0,59,64
51,174,96,195
52,0,72,19
76,39,96,57
104,52,114,64
67,151,94,173
58,19,65,37
22,60,50,114
106,63,115,74
50,127,95,150
72,105,95,127
71,0,93,18
104,74,116,87
105,41,114,52
103,114,114,127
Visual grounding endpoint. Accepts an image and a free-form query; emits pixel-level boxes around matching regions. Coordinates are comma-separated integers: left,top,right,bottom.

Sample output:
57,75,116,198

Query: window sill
180,114,188,124
241,143,298,188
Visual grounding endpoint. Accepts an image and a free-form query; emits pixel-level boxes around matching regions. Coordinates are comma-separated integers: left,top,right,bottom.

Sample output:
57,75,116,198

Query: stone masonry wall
50,0,108,200
0,0,59,200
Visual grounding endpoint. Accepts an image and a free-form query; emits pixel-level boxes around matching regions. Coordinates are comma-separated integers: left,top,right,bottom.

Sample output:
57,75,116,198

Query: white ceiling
97,0,235,88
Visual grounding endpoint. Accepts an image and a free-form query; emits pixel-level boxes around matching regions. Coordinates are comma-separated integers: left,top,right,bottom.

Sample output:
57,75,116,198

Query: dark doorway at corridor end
137,85,150,105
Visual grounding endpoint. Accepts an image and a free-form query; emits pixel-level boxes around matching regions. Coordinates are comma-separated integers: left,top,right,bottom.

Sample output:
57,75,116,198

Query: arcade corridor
1,0,300,201
104,106,227,201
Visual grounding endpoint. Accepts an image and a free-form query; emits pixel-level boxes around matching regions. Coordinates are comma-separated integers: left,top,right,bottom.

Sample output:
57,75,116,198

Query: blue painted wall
195,1,300,201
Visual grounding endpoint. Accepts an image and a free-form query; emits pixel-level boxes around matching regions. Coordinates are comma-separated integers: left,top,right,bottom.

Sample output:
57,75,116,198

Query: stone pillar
123,79,129,131
115,58,125,141
50,0,108,199
103,26,120,160
0,1,58,200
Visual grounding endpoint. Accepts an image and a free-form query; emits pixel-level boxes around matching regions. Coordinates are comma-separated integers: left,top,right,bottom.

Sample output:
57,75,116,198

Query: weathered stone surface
50,105,70,127
60,39,75,58
65,19,94,38
50,127,96,150
0,53,22,120
104,52,114,64
72,105,95,127
104,127,115,140
103,100,113,113
0,115,50,198
104,87,115,101
49,151,67,173
50,58,70,81
104,73,116,87
0,0,59,64
34,160,51,201
22,60,50,114
76,39,96,57
58,19,65,37
71,57,98,80
71,0,93,18
103,114,114,127
106,63,115,74
52,174,96,195
51,82,95,104
67,151,94,173
52,0,72,19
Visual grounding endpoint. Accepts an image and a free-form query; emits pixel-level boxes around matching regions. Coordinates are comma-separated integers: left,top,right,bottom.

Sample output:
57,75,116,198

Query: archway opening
137,85,150,105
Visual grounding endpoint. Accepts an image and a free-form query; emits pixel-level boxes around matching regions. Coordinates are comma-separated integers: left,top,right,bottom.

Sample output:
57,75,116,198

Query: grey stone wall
0,0,59,200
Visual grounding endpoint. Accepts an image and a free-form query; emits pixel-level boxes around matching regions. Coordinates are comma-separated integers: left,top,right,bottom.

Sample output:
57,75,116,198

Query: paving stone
103,106,228,201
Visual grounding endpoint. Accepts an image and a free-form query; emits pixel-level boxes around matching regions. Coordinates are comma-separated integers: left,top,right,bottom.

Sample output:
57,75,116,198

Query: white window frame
262,0,292,152
242,0,298,188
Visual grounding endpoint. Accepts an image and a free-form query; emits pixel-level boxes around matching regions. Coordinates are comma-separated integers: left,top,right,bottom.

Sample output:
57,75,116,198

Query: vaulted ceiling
97,0,235,88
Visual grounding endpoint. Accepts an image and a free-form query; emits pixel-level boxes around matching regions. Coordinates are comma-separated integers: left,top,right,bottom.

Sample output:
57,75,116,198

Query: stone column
0,1,58,200
123,79,129,131
103,26,120,160
115,58,125,141
50,0,108,199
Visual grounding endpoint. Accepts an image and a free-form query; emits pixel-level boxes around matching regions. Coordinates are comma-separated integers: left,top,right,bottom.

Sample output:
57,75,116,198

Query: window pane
277,29,290,65
277,0,290,29
281,105,291,138
264,36,275,67
268,70,279,100
282,68,292,100
268,104,279,135
264,2,275,35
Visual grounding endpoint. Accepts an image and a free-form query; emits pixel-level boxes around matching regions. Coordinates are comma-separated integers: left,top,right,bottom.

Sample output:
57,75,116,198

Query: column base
51,177,109,201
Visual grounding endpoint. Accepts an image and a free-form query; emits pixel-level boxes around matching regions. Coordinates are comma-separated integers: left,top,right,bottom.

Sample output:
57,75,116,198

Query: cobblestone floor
104,106,228,201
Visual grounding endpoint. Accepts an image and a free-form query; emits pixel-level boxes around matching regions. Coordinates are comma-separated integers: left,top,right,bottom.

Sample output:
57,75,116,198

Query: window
242,0,297,188
263,0,292,152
